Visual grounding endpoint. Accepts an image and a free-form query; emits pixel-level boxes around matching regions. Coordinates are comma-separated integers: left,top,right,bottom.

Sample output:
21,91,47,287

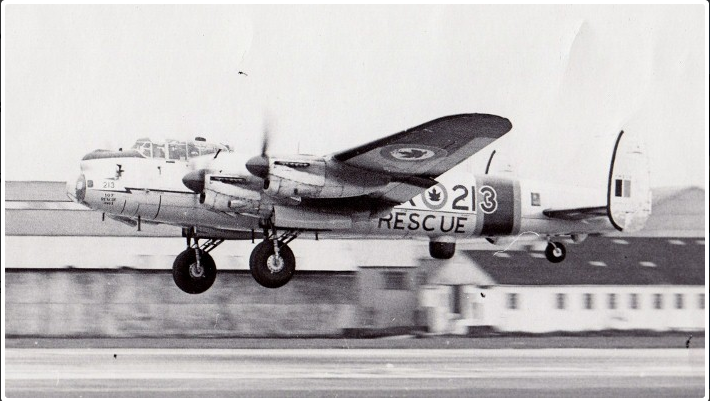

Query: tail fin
607,131,652,232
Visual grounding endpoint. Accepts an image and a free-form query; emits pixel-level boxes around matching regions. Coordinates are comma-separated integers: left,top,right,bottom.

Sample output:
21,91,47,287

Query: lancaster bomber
67,114,651,293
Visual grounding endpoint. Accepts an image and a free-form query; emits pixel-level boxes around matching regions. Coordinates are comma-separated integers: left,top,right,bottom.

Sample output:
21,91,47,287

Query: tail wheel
172,249,217,294
249,241,295,288
545,241,566,263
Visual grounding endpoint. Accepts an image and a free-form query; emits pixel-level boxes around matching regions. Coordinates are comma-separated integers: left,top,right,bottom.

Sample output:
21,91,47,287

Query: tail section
607,131,652,232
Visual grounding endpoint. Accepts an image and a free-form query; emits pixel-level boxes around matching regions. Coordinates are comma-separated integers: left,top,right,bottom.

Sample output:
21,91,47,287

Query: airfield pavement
4,336,706,397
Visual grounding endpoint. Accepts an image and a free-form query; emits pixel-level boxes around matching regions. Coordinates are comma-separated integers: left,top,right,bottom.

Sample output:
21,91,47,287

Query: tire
249,241,295,288
429,241,456,259
545,241,566,263
172,248,217,294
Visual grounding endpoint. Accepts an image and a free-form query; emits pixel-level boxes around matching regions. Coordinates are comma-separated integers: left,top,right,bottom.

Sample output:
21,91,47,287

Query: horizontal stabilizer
543,206,607,221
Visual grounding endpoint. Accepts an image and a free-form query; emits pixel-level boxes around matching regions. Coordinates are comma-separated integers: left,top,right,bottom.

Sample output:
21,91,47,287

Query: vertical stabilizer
607,131,652,232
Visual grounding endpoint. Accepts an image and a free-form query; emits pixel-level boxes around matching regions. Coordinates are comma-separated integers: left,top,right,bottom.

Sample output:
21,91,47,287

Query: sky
2,4,707,190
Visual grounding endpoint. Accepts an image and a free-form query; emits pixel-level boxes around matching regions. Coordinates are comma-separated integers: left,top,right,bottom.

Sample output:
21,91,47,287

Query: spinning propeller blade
246,116,273,179
261,118,271,157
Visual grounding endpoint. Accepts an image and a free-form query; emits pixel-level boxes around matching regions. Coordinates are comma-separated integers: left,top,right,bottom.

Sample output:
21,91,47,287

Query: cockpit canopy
131,137,230,160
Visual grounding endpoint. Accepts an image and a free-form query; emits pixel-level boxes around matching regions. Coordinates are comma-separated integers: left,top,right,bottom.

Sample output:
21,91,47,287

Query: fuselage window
188,143,200,158
152,144,166,159
168,143,188,160
140,143,152,158
130,139,227,160
194,143,219,157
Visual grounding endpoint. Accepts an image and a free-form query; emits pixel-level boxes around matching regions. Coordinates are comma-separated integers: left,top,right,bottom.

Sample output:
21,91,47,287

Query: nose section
66,173,86,203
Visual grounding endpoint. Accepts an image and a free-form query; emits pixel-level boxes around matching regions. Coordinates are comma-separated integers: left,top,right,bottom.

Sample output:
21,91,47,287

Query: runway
4,347,705,397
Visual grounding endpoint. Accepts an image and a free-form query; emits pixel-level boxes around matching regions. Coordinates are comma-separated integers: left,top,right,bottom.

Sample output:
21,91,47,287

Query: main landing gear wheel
172,248,216,294
545,241,566,263
249,240,295,288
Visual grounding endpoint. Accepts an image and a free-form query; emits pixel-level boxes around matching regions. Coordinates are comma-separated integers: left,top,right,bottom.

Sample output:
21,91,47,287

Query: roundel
380,144,447,162
421,183,448,210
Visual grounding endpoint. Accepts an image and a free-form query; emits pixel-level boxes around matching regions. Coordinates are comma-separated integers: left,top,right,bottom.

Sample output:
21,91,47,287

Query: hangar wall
2,181,423,338
419,284,706,334
5,269,358,337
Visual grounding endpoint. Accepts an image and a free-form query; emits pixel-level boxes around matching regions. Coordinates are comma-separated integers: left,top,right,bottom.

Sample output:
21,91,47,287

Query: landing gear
545,241,566,263
172,234,222,294
249,227,299,288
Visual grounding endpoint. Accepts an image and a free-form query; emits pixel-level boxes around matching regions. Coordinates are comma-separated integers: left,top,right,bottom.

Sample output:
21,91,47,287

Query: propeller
261,117,271,157
245,117,272,179
182,169,207,194
183,116,274,196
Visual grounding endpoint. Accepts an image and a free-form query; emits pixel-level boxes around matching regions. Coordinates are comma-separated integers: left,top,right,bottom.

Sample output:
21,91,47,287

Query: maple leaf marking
396,149,427,159
428,188,441,202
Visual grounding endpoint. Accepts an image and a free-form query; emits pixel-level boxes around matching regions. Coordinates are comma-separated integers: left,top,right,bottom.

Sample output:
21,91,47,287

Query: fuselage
68,148,616,241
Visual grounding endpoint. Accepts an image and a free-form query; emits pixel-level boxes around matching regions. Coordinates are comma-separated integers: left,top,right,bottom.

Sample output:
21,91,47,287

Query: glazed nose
66,173,86,203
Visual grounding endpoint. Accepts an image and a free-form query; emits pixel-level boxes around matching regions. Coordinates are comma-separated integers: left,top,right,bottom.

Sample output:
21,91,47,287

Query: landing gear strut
172,232,221,294
249,226,299,288
545,241,566,263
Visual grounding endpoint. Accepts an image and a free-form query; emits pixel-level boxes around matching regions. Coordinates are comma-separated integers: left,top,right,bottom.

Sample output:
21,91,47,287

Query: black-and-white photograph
2,3,707,398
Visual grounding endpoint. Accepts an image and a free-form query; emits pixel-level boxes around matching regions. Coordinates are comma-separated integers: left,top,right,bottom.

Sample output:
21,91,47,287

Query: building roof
626,186,705,237
421,256,497,286
462,237,705,286
5,181,69,202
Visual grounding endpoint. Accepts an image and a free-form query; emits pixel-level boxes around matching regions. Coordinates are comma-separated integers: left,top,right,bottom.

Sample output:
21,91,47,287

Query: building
416,237,705,334
353,186,707,335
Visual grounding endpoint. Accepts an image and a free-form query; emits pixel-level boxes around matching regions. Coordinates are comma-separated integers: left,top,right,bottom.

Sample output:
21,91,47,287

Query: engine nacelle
202,174,263,213
263,156,390,199
202,189,261,213
263,157,327,198
264,175,324,198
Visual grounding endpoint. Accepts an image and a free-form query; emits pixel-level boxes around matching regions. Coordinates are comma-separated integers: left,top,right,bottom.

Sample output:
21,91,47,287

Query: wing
332,113,512,176
330,113,512,203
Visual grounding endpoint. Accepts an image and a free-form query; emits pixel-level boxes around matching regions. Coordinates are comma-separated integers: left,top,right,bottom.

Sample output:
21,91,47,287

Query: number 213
451,185,498,214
